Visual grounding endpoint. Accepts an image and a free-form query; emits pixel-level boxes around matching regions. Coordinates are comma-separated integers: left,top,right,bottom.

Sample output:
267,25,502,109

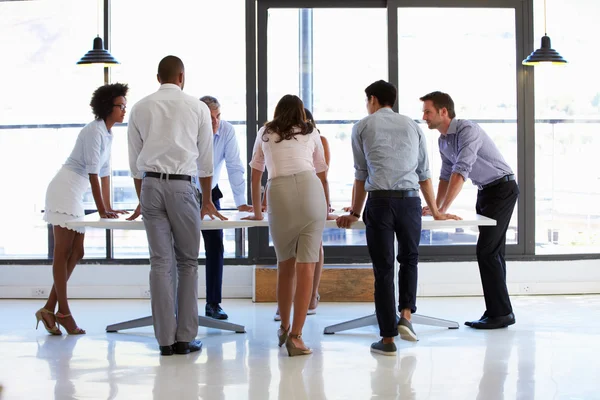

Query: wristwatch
349,211,360,218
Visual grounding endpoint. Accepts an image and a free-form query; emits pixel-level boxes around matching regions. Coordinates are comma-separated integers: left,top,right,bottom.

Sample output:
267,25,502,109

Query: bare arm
89,174,116,218
101,176,111,210
420,178,461,221
436,179,449,209
439,173,465,213
316,170,331,217
242,168,264,221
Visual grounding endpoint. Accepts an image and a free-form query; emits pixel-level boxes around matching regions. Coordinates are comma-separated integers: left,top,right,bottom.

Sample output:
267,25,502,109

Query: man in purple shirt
420,91,519,330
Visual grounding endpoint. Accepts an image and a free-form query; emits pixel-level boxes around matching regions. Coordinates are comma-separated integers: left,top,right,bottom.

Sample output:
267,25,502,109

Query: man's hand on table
336,214,359,228
241,213,264,221
202,201,227,220
126,204,142,221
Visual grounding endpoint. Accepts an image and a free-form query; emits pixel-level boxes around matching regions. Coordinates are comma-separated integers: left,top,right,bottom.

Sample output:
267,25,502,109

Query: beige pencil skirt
267,170,327,263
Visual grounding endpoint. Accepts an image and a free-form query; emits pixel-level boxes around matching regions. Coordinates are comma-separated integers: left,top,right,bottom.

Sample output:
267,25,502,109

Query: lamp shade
522,35,567,66
77,36,119,66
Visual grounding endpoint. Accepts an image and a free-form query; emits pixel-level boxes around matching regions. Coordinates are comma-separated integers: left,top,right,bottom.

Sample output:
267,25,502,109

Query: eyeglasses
113,104,126,111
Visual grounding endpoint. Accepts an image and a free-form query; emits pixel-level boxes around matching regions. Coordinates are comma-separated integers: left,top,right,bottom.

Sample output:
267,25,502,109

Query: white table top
66,211,495,231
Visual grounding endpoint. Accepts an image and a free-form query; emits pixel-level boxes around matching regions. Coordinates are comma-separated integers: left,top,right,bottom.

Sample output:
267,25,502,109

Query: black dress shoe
205,303,228,320
174,340,203,355
465,313,515,329
159,344,175,356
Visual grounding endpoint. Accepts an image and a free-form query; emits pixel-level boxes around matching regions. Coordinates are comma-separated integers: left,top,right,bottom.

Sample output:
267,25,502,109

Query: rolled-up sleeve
351,123,368,181
99,156,111,178
249,127,266,172
415,125,431,182
196,102,214,178
312,132,328,173
127,109,144,179
453,123,482,181
83,129,103,175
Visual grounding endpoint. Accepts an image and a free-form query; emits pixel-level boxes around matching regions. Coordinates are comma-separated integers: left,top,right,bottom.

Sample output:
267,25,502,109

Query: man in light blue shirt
200,96,252,320
336,80,459,356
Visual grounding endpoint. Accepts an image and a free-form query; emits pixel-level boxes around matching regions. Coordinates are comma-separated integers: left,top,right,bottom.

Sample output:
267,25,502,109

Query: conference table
66,211,495,335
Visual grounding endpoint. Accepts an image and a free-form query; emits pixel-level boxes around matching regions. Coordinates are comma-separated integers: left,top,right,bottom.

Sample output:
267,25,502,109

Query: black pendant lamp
77,36,119,66
522,0,567,66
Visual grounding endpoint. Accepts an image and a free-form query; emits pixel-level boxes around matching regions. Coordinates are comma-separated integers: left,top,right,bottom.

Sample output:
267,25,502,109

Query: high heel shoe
55,312,86,335
285,333,312,357
35,308,62,335
278,324,290,347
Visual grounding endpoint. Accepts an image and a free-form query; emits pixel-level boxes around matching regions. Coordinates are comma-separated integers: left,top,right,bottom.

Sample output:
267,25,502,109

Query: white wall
1,259,599,299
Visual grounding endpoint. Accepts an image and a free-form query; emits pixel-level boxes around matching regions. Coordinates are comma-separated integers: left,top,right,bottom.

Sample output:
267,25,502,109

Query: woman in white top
272,108,331,321
37,83,129,335
245,95,332,356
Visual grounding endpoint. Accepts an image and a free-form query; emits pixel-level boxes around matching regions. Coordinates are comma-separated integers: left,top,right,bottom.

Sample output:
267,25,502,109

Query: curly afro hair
90,82,129,120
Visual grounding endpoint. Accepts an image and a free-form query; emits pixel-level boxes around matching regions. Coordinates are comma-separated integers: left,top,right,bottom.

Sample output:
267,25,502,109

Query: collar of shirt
375,107,394,115
446,118,459,135
158,83,182,91
95,118,111,136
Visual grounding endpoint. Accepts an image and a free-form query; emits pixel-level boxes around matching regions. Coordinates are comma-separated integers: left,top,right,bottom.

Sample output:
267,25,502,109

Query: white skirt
43,166,89,234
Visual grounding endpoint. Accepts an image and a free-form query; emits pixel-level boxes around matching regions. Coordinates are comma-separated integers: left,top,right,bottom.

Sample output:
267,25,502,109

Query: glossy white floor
1,296,599,400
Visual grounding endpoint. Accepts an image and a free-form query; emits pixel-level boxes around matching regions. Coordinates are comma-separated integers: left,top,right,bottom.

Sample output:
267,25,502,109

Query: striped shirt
439,119,513,187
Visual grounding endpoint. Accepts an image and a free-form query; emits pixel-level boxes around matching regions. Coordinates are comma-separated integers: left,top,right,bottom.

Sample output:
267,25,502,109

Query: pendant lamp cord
543,0,547,35
97,0,101,37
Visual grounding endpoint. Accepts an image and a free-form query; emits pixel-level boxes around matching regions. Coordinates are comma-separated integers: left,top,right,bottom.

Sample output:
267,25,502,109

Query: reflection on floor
1,296,599,399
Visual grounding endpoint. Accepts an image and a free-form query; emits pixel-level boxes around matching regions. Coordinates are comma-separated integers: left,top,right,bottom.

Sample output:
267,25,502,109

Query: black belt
143,172,196,183
369,190,420,199
480,174,515,190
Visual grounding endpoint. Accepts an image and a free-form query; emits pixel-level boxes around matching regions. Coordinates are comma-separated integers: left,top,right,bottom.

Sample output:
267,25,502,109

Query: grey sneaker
398,317,418,342
370,340,397,356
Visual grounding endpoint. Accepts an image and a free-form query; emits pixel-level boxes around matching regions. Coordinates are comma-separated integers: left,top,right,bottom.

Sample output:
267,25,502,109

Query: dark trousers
364,196,422,338
201,186,224,305
476,180,519,317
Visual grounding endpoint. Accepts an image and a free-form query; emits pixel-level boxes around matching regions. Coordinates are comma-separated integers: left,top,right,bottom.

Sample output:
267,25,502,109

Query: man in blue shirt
200,96,252,320
420,91,519,330
337,80,459,356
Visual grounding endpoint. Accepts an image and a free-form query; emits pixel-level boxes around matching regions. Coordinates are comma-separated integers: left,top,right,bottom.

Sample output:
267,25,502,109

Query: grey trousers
140,176,201,346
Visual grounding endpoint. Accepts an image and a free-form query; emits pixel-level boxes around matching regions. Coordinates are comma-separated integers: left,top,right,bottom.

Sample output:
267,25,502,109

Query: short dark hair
365,80,397,107
158,55,184,83
419,91,456,119
89,82,129,120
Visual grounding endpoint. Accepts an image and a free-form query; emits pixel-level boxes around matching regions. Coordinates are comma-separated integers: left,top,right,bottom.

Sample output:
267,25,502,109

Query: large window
397,7,518,247
0,0,107,259
265,8,388,248
533,0,600,254
110,0,247,258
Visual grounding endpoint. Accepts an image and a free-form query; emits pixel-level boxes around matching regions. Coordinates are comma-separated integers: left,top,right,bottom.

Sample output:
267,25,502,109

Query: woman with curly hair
36,83,129,335
245,95,332,356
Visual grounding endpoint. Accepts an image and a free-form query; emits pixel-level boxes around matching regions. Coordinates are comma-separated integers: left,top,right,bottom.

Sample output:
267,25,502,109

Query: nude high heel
285,333,312,357
55,312,86,335
278,325,290,347
35,308,62,335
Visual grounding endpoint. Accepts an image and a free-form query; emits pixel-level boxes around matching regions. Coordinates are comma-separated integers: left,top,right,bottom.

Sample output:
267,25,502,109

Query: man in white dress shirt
199,96,252,321
127,55,225,356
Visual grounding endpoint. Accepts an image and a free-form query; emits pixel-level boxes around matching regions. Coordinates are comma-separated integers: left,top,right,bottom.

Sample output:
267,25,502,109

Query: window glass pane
110,0,247,258
0,0,105,259
398,8,518,247
0,0,103,124
533,0,600,254
267,8,387,247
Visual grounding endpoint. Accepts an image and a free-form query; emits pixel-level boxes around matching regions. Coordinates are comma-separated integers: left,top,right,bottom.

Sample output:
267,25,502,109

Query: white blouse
249,126,328,179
